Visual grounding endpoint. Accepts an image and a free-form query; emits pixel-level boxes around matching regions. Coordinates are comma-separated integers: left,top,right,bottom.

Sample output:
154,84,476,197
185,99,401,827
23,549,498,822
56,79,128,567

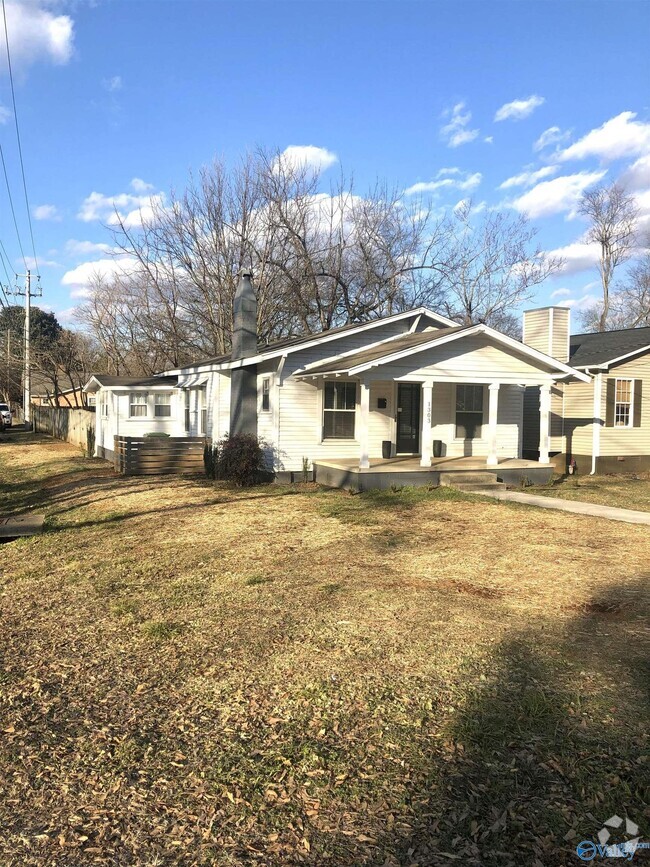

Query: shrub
214,433,267,487
204,441,217,479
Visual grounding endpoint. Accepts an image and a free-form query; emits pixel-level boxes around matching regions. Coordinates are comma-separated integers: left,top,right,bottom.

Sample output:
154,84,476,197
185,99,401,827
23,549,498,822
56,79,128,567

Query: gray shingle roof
297,326,469,375
569,327,650,367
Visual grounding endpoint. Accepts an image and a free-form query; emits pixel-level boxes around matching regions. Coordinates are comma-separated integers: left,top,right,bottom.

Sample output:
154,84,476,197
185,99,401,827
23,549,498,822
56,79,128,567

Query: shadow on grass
370,577,650,867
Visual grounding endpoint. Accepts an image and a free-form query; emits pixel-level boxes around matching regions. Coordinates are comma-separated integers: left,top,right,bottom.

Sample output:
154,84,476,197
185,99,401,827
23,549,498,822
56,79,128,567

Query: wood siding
522,307,570,362
599,354,650,457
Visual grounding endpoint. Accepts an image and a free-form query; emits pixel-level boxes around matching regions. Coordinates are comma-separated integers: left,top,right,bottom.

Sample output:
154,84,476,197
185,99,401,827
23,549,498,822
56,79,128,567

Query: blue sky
1,0,649,329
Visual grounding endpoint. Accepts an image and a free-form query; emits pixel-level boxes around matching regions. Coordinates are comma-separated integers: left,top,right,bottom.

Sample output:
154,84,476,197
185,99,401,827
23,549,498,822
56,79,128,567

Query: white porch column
420,381,433,467
539,383,551,464
359,378,370,469
486,383,500,467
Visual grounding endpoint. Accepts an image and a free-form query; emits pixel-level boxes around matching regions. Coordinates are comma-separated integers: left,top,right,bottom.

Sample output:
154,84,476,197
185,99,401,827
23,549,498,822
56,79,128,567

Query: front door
396,383,421,454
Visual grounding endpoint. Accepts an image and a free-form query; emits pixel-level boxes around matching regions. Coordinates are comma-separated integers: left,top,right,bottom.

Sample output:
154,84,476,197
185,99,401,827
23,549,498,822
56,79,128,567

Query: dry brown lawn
529,472,650,512
0,432,648,866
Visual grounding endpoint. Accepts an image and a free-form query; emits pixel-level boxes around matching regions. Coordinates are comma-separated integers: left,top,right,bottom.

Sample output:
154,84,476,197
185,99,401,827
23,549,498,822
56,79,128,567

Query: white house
84,274,590,489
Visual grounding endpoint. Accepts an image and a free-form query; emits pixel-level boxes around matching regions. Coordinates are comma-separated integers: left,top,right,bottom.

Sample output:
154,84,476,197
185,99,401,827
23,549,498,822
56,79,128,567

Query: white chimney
522,306,570,363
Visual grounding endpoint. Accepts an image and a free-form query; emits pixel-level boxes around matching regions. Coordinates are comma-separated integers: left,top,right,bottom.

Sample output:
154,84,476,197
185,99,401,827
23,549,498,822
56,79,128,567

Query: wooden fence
33,405,96,452
114,436,206,476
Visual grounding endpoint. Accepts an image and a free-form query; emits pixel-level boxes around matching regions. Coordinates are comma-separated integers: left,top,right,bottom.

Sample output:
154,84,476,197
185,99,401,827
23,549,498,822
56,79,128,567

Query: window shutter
633,379,643,427
605,378,616,427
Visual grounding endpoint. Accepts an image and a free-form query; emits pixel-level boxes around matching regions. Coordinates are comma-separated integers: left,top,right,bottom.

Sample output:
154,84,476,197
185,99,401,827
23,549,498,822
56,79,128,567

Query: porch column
486,383,500,467
420,381,433,467
539,383,551,464
359,378,370,469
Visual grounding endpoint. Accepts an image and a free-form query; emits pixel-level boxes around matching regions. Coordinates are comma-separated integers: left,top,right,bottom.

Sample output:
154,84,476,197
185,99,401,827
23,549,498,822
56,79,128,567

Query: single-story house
522,307,650,474
84,274,592,489
32,385,94,408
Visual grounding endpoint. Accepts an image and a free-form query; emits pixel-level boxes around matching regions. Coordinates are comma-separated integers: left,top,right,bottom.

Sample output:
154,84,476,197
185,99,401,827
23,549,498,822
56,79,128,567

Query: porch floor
312,456,554,492
315,456,551,474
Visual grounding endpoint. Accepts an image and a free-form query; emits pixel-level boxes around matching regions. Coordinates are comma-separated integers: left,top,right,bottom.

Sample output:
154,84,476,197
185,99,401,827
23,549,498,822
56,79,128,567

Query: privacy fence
113,436,206,476
33,406,96,453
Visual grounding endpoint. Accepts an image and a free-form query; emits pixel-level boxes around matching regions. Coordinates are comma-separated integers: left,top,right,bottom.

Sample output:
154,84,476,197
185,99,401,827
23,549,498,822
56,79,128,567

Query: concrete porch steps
439,471,506,492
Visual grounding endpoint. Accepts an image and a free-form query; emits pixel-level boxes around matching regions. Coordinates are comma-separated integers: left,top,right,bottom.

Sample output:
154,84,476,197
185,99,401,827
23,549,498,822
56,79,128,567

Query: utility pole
9,270,41,428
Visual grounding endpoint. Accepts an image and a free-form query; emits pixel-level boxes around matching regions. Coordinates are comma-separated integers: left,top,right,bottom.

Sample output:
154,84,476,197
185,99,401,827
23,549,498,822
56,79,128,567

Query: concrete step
439,471,499,486
451,482,506,492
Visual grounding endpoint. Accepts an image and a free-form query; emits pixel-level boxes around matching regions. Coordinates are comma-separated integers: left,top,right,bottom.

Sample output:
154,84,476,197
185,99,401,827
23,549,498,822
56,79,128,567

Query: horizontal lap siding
600,356,650,456
276,321,429,471
551,309,570,362
563,381,595,457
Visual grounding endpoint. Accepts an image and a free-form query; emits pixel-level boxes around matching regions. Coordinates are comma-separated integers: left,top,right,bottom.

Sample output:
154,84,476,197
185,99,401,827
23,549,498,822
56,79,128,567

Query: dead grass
529,472,650,512
0,432,648,866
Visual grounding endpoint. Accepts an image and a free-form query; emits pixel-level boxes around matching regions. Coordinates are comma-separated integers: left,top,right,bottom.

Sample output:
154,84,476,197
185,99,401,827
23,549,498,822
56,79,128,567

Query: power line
1,0,38,276
0,143,27,272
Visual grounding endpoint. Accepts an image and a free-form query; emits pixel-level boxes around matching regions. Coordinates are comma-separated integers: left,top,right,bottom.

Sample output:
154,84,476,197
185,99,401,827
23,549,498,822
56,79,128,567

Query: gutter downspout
590,370,602,475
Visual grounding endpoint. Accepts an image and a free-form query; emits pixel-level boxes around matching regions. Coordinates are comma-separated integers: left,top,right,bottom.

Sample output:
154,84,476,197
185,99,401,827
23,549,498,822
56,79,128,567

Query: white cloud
498,165,558,190
544,240,601,275
33,203,61,221
102,75,122,92
558,112,650,162
62,256,137,298
533,126,571,152
0,105,10,124
77,188,165,228
550,288,571,299
484,136,494,144
130,177,154,192
494,95,545,122
509,170,607,219
25,255,59,269
558,292,600,311
404,169,482,196
440,102,479,148
1,1,74,69
273,145,338,174
619,154,650,192
65,239,115,258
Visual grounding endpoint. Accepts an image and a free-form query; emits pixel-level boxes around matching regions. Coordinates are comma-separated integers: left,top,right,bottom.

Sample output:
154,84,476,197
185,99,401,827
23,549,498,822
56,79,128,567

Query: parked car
0,403,12,427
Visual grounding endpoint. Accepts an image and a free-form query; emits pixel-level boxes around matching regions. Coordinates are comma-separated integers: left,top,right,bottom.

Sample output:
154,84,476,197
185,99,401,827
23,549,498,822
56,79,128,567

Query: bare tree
436,202,562,335
579,251,650,331
578,183,639,331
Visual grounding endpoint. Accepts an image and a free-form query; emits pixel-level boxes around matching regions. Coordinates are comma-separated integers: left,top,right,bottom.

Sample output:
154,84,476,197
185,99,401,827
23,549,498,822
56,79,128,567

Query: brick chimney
522,306,570,363
229,273,258,437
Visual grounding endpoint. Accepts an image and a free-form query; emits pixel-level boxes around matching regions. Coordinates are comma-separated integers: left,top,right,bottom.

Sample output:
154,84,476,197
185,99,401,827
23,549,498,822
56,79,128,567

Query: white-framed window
200,387,207,434
100,394,108,418
129,392,148,418
184,390,191,431
455,384,484,440
261,377,271,412
154,393,172,417
614,378,633,427
87,395,96,407
323,381,356,439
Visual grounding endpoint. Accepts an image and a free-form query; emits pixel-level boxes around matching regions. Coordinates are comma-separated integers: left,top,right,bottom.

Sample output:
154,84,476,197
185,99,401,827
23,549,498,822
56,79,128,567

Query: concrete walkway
482,490,650,526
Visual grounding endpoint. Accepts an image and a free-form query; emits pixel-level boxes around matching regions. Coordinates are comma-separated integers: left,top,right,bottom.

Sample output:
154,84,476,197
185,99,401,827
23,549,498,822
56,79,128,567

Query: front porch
314,455,554,493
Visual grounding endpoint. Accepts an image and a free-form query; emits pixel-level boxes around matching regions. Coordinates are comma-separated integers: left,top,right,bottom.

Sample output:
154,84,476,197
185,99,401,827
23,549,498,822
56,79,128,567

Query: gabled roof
163,308,456,375
294,323,591,382
83,374,178,391
569,327,650,368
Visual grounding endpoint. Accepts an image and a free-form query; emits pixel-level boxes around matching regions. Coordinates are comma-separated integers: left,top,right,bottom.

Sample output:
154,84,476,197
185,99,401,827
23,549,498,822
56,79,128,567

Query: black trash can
382,440,392,459
433,439,443,458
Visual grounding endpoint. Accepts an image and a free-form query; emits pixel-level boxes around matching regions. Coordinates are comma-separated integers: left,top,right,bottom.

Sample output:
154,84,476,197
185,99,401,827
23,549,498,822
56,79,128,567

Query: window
184,390,190,431
323,381,356,439
87,395,96,407
615,379,633,427
200,387,207,434
456,384,484,439
129,392,147,418
261,378,271,412
100,394,108,418
154,393,172,418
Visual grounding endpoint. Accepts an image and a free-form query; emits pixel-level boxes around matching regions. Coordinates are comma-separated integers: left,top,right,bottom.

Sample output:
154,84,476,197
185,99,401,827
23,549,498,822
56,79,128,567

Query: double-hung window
154,393,172,417
200,387,207,434
100,394,108,418
323,381,356,439
129,392,147,418
456,384,484,439
614,379,633,427
261,378,271,412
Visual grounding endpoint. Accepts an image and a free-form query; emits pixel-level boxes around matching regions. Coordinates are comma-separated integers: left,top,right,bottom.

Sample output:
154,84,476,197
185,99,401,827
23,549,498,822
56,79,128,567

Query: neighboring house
522,307,650,474
84,275,589,487
32,386,94,408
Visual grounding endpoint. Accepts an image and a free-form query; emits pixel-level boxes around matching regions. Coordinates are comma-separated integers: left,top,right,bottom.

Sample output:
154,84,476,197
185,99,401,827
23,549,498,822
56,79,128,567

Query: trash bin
382,440,392,459
433,439,443,458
